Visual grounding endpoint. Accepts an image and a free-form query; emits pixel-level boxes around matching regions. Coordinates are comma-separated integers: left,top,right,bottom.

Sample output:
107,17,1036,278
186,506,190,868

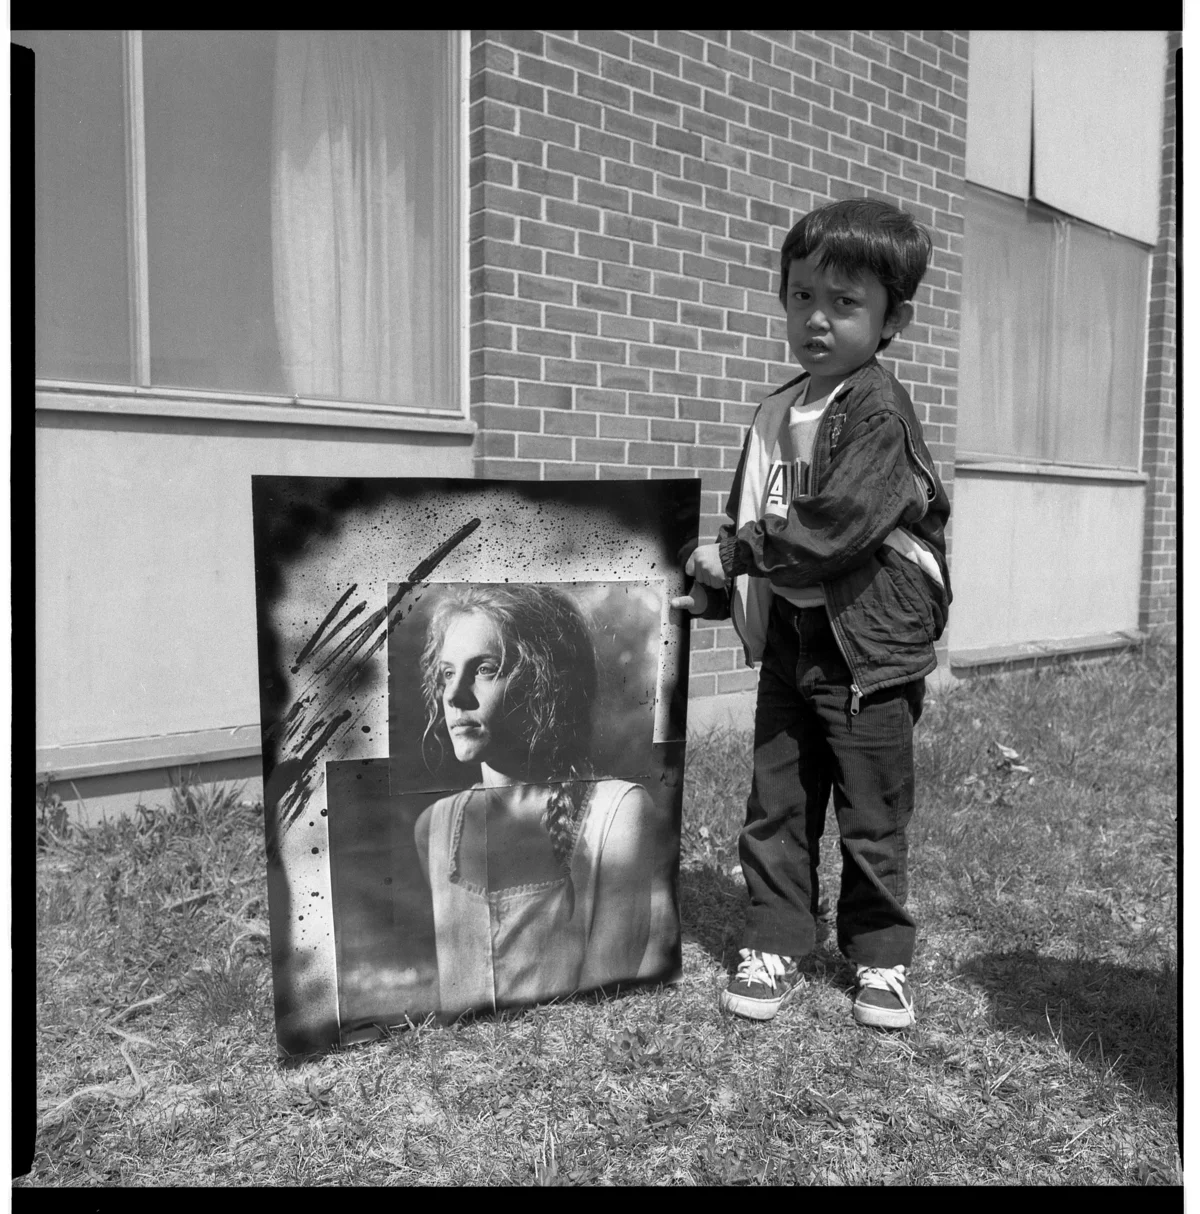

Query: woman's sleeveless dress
426,780,638,1015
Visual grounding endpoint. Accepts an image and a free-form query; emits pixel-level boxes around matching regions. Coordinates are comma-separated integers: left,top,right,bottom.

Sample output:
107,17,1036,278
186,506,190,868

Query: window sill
955,457,1146,484
950,630,1147,674
34,382,477,437
38,723,263,781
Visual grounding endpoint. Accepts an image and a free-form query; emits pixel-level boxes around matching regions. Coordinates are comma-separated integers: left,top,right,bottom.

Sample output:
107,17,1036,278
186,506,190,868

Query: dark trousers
739,598,924,967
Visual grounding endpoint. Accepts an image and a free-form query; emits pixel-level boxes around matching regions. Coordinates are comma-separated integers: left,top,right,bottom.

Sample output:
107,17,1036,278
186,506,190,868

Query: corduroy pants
739,597,923,967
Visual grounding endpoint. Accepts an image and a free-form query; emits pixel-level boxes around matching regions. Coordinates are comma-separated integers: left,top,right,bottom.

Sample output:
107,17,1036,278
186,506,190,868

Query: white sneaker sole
853,1000,915,1029
720,982,800,1020
720,990,783,1020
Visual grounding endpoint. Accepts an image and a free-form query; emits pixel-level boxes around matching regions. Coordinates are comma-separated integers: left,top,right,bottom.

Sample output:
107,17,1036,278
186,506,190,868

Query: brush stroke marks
266,518,481,844
290,583,359,673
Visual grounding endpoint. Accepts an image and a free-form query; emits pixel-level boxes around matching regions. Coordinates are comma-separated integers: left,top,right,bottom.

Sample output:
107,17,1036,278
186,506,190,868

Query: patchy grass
25,638,1177,1186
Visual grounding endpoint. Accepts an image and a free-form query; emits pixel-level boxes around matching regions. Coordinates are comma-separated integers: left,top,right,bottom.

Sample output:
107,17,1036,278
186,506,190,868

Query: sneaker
719,949,800,1021
852,964,915,1029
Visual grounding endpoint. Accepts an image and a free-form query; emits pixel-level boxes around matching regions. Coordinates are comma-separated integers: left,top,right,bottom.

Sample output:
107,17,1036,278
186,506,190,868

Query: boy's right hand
686,542,727,589
670,583,709,615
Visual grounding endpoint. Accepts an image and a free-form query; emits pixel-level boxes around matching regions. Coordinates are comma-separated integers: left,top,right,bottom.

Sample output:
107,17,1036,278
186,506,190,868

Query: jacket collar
765,357,880,405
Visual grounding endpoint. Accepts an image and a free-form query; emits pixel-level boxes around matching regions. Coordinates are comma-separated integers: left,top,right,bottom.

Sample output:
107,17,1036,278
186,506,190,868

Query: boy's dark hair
778,198,932,350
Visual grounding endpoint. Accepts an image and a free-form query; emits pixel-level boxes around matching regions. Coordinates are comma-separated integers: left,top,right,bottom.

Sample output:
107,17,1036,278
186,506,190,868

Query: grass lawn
26,637,1178,1186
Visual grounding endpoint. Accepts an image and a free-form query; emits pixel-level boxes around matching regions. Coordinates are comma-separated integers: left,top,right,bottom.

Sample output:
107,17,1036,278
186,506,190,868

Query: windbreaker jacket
708,357,952,710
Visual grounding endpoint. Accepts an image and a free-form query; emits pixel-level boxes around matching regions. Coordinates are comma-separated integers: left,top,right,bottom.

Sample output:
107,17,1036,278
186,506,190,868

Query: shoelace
856,965,912,1006
734,949,792,990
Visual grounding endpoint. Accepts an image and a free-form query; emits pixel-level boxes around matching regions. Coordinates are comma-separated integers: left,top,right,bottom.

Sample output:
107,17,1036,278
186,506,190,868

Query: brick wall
468,30,968,699
1139,31,1178,633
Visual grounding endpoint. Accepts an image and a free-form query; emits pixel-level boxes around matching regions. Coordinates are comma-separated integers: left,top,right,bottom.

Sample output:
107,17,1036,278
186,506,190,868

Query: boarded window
959,186,1148,470
960,31,1164,470
965,30,1166,242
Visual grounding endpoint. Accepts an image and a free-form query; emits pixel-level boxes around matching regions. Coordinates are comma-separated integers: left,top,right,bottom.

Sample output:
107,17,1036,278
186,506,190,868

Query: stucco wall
36,404,474,777
949,473,1145,654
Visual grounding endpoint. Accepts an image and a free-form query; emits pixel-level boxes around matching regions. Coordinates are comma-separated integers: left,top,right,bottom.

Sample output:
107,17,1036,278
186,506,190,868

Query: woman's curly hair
419,585,599,878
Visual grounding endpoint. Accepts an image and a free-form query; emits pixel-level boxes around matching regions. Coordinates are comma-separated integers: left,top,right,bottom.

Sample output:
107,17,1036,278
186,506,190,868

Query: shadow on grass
677,862,744,966
306,961,693,1059
678,861,841,979
959,950,1178,1111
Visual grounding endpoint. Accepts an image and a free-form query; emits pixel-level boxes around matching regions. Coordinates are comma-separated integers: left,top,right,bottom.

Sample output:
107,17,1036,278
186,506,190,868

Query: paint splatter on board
266,518,481,838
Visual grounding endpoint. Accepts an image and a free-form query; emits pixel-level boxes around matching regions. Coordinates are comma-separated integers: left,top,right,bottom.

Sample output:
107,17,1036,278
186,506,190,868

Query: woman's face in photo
437,611,523,767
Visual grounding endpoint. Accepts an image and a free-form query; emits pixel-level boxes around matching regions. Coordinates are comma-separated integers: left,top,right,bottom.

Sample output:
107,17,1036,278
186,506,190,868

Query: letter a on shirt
765,379,828,520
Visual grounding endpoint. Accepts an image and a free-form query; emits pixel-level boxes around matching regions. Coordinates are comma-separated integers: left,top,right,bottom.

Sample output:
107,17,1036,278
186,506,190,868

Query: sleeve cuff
719,534,745,579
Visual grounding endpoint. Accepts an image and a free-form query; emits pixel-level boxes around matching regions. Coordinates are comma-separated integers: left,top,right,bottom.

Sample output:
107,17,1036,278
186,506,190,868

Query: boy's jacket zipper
809,382,938,714
823,592,864,715
807,384,868,713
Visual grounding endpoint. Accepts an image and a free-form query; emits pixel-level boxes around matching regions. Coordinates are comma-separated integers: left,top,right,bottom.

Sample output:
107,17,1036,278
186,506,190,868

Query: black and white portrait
252,477,698,1053
328,580,677,1033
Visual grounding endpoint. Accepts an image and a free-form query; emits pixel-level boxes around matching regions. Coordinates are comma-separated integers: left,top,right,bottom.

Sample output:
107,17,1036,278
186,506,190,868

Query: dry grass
25,636,1178,1186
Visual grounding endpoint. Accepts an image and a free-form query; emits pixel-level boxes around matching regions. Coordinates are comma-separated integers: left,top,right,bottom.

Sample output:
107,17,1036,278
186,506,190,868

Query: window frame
32,29,472,429
956,182,1153,478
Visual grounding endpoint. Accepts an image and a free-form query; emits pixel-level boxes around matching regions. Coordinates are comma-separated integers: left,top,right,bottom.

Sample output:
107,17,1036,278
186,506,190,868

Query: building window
959,185,1149,471
959,31,1165,472
18,29,462,413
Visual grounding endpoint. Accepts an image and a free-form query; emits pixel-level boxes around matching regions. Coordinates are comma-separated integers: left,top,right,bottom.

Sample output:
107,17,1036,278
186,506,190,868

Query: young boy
675,198,951,1029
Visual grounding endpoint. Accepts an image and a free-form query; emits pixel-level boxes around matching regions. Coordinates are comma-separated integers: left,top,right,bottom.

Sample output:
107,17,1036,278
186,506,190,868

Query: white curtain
959,186,1147,470
271,32,430,406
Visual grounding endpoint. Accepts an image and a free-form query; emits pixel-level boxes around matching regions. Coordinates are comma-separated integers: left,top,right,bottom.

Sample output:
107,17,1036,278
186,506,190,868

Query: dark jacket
705,358,951,709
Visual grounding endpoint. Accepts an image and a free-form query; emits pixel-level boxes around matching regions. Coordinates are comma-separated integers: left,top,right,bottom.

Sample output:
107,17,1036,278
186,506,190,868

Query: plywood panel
1032,32,1166,246
964,31,1033,199
948,472,1144,653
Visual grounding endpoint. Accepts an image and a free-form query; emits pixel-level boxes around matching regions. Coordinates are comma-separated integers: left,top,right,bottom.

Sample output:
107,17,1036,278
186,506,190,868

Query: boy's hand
686,543,727,589
669,583,709,615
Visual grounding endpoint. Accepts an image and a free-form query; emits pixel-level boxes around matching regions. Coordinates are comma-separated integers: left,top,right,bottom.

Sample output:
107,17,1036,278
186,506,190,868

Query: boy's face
785,252,911,396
